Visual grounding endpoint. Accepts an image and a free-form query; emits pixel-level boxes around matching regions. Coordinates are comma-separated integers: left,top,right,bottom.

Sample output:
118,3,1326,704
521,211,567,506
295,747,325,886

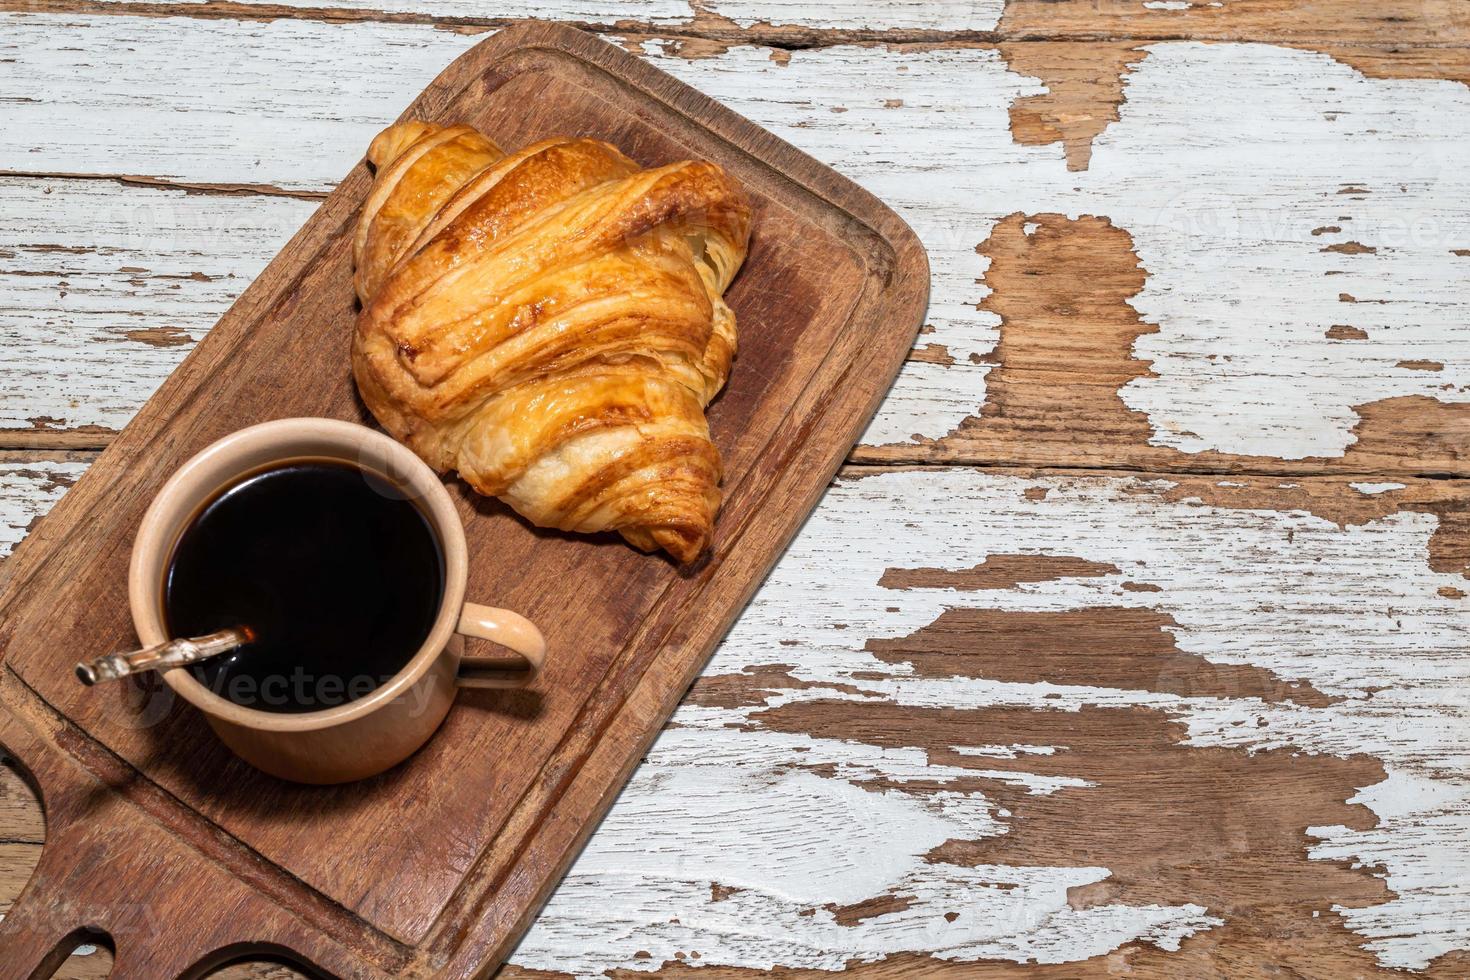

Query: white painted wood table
2,2,1469,977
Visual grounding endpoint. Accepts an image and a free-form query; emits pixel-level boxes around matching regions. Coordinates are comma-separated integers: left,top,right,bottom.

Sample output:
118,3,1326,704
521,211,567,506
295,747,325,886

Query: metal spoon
75,626,254,686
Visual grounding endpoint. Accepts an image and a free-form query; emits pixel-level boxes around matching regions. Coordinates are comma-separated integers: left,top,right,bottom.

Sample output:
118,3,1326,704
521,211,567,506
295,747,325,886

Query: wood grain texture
644,41,1470,472
3,1,1470,977
11,0,1465,50
503,467,1470,976
866,210,1470,475
0,763,307,980
0,22,927,978
996,0,1470,46
977,3,1470,208
44,0,1008,34
6,464,1470,976
0,460,87,575
0,175,308,436
5,17,1469,477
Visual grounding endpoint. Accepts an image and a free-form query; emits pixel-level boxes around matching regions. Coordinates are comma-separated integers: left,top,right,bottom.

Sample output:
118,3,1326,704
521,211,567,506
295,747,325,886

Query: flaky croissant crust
351,121,751,563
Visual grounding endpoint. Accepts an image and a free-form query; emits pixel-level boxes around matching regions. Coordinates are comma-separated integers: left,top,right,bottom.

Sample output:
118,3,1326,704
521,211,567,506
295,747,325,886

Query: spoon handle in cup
75,627,252,686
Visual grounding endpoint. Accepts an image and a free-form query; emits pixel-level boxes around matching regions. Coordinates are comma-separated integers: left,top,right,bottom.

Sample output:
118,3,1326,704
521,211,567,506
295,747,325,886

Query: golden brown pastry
351,121,751,563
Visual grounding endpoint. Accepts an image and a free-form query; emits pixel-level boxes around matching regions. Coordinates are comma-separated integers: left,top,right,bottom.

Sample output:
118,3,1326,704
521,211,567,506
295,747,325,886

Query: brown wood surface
0,21,929,978
3,1,1469,977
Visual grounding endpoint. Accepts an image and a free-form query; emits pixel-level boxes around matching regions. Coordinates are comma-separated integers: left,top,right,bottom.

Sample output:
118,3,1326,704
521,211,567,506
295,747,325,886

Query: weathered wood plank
648,41,1470,472
996,0,1470,47
0,14,475,192
67,0,1007,33
182,0,699,25
0,458,88,566
508,467,1470,976
2,461,1468,973
0,763,44,846
3,17,1468,476
704,0,1003,32
16,0,1469,49
0,762,296,978
0,176,309,436
3,3,1467,978
0,764,112,978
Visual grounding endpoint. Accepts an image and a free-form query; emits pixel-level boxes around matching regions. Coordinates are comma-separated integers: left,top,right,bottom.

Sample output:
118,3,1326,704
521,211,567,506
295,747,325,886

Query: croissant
351,121,751,563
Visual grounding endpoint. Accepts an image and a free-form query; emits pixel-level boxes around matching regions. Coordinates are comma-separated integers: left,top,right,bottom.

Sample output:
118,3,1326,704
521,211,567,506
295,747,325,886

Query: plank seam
1,446,1465,485
0,169,328,201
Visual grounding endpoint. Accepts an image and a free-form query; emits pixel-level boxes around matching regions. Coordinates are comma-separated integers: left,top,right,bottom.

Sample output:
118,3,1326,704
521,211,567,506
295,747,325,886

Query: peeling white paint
708,0,1004,31
952,744,1059,758
517,711,1219,976
1100,44,1470,459
0,16,477,192
6,19,1468,458
4,458,1467,970
0,177,310,431
509,470,1470,972
3,13,1469,974
91,0,698,20
642,42,1470,458
1308,770,1470,970
86,0,1007,30
0,462,87,559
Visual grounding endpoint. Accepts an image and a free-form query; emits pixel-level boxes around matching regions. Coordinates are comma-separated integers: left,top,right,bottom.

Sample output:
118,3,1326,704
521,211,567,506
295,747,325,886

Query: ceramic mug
128,417,545,784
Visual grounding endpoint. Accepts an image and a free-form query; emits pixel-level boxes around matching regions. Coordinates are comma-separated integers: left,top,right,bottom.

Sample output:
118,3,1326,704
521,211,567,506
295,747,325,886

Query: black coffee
165,459,444,712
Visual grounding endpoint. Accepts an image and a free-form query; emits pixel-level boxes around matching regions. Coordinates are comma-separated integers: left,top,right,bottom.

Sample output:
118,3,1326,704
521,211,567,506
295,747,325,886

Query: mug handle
455,603,546,689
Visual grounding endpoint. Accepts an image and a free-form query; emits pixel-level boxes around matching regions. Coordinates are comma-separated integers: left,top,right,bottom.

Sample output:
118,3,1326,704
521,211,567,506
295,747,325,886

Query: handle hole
0,753,114,979
31,926,114,980
188,942,329,979
0,750,45,879
462,644,530,669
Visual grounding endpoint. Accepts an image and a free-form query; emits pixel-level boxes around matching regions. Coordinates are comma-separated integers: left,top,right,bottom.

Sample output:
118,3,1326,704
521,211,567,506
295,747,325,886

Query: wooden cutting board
0,21,928,979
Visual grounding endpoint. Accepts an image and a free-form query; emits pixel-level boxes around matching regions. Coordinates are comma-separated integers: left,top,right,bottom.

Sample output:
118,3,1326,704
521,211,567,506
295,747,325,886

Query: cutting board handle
0,790,127,978
0,698,348,980
0,887,94,980
0,723,105,980
0,714,280,980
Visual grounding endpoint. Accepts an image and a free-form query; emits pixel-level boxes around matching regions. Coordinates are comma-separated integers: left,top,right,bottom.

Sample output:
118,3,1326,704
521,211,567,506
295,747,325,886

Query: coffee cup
128,417,545,784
